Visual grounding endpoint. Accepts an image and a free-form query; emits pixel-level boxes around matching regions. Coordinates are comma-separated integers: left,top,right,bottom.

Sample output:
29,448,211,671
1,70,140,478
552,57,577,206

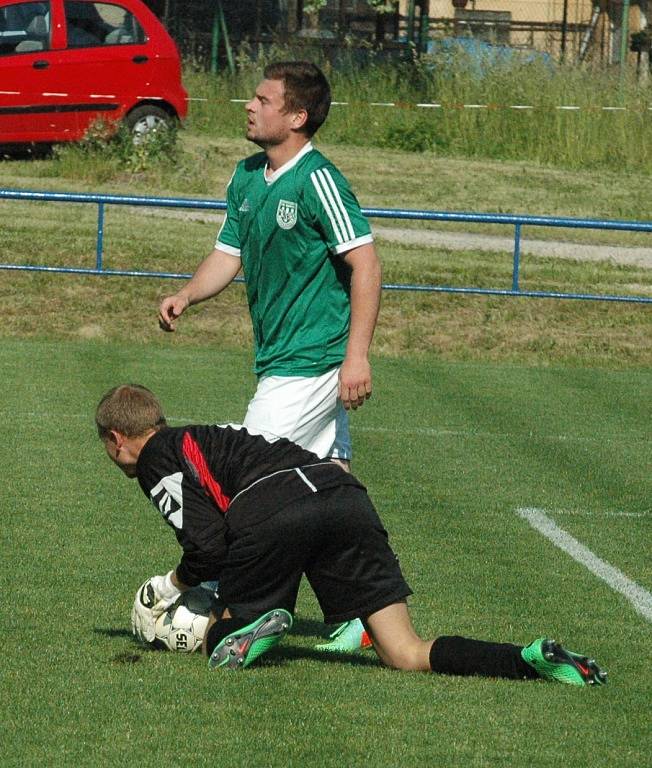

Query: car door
0,0,79,141
55,0,155,134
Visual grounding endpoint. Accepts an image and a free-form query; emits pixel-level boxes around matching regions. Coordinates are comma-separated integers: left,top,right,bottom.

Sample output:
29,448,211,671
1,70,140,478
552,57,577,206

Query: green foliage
53,119,180,176
184,50,652,171
366,0,398,12
377,113,450,152
303,0,396,14
303,0,327,12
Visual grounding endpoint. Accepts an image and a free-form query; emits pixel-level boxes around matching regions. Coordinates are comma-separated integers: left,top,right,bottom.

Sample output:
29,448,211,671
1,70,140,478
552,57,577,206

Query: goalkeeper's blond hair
95,384,166,439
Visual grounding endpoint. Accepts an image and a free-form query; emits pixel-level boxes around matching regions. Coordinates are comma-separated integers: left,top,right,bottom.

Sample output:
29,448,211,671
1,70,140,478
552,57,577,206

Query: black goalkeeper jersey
136,425,364,586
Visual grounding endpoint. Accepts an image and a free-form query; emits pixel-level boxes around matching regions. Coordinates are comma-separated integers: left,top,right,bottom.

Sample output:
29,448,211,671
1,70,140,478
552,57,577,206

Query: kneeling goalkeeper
96,384,606,686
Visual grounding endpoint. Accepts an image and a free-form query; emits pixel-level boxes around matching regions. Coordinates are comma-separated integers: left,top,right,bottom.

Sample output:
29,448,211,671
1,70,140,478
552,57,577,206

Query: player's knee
376,643,424,671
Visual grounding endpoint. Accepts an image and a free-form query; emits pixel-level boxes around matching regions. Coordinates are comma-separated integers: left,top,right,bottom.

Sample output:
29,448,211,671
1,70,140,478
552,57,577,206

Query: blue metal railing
1,188,650,304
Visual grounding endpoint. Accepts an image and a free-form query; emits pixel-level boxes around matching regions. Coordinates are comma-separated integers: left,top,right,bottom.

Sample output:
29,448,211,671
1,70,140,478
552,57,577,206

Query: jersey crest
150,472,184,529
276,199,297,230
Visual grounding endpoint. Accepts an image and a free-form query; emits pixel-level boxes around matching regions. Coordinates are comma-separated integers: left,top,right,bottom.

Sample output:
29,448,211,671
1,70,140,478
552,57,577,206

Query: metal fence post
96,202,105,271
512,222,521,292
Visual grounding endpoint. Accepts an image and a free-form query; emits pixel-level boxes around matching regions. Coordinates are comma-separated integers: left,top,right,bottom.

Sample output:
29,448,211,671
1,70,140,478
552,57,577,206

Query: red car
0,0,187,146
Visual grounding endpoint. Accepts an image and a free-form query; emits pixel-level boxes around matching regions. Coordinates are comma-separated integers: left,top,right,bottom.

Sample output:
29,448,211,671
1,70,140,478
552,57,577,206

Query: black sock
205,618,248,656
429,635,539,680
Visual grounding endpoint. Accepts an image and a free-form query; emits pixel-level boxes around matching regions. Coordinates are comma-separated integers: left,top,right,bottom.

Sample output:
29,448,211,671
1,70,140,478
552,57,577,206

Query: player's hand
338,356,372,411
131,572,181,643
158,294,190,332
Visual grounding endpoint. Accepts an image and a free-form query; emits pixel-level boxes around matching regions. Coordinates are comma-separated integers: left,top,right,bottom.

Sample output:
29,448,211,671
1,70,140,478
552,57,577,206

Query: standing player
158,61,381,652
97,384,606,686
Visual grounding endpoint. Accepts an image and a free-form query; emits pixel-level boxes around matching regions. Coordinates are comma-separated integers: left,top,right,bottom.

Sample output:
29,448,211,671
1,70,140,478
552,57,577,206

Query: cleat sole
522,637,607,687
209,609,293,670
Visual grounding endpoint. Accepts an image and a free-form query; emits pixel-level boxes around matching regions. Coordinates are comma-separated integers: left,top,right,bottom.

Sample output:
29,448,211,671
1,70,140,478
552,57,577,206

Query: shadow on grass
95,617,337,642
292,616,334,638
94,622,381,668
277,644,380,668
95,627,133,639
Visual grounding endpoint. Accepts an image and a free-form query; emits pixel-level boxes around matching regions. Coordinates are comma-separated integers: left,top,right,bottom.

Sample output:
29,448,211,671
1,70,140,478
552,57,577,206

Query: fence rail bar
2,189,652,232
2,263,647,303
362,206,652,232
1,188,650,304
0,188,228,211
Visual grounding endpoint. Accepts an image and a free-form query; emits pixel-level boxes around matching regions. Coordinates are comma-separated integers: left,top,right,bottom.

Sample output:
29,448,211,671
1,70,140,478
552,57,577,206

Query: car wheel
124,105,174,143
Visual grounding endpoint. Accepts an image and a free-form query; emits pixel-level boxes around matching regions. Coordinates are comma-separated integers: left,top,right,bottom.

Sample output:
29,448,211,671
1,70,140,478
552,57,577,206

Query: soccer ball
153,587,213,653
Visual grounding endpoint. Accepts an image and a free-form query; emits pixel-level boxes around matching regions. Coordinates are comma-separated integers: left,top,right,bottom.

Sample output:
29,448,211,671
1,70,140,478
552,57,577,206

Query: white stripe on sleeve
320,168,356,240
311,169,346,244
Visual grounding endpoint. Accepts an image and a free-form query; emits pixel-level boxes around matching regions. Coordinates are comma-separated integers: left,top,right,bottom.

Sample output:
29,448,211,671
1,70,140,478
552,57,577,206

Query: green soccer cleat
208,609,293,670
315,618,373,653
521,637,607,687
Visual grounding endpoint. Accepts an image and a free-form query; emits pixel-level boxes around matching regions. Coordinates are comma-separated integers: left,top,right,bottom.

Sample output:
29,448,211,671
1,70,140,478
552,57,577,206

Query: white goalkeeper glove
131,571,182,643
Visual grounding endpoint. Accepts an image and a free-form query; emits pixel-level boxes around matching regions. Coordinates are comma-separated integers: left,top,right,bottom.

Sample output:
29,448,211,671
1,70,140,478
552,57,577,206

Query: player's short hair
95,384,166,439
263,60,331,137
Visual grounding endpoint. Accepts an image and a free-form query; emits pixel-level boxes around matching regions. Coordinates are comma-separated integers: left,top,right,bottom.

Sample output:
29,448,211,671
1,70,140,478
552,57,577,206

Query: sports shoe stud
522,637,607,686
208,609,293,670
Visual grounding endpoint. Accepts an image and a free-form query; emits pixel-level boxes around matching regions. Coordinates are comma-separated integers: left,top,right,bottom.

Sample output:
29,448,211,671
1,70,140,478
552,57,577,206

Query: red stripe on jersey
182,431,231,513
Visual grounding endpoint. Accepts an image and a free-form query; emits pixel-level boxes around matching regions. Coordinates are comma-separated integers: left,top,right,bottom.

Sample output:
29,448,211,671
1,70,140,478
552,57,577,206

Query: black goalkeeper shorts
218,484,412,624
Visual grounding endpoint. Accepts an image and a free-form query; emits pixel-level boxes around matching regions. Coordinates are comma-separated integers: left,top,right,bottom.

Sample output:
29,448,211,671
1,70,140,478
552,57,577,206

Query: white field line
2,411,648,447
517,507,652,623
552,509,649,518
353,424,649,446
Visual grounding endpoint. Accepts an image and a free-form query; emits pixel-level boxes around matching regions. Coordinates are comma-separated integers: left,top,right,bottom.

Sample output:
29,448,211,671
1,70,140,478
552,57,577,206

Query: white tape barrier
2,90,649,112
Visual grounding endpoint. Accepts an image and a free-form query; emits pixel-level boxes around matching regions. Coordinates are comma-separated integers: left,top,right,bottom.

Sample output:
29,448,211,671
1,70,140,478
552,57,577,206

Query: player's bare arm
158,248,242,331
339,243,382,410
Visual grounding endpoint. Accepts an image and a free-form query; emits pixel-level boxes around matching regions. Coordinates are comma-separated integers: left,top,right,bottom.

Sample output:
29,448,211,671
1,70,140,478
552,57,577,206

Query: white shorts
242,368,352,460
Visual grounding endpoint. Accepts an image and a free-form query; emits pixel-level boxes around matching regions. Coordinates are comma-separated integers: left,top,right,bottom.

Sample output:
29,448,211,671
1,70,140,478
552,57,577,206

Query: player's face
245,79,300,147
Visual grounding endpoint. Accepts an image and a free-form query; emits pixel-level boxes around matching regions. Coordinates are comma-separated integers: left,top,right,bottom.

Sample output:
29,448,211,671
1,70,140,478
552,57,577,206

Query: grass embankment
1,136,650,368
1,194,650,367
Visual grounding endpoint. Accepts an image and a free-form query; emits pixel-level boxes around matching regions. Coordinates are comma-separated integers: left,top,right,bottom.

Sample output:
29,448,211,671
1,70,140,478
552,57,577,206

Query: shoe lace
327,622,352,640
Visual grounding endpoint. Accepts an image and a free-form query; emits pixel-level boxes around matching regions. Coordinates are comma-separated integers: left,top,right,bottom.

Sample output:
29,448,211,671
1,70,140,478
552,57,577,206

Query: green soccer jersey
216,142,373,378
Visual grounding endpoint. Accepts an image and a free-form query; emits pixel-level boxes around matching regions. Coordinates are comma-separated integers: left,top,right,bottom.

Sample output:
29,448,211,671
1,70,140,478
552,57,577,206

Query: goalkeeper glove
131,571,182,643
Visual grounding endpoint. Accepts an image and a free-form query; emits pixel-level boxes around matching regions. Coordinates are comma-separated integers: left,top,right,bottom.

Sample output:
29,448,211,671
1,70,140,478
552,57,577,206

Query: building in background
144,0,649,68
423,0,648,65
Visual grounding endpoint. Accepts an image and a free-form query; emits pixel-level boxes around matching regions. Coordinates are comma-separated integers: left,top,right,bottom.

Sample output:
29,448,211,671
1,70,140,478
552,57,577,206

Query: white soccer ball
153,587,213,653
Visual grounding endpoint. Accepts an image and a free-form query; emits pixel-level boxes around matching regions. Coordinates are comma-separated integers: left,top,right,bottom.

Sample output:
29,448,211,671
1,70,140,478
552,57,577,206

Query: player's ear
291,109,308,132
108,429,124,449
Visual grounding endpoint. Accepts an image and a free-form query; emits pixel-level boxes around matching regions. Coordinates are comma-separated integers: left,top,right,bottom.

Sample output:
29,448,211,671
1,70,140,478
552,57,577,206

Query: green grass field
3,339,651,767
2,86,651,765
